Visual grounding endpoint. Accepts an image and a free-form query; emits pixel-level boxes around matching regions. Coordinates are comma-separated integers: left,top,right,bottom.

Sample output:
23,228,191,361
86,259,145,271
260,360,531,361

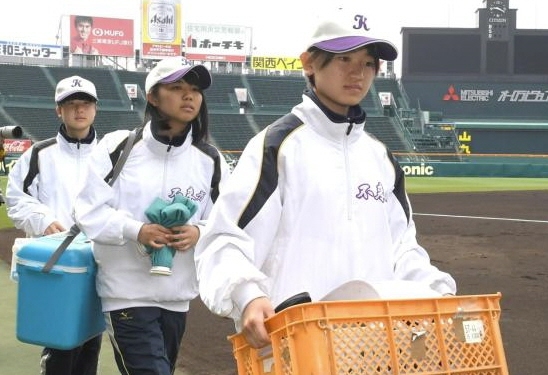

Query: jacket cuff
123,219,144,242
232,281,267,315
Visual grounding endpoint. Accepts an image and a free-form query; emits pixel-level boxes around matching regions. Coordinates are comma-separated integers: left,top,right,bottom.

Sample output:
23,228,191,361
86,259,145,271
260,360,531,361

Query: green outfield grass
405,176,548,193
1,176,12,229
1,175,547,230
0,209,10,229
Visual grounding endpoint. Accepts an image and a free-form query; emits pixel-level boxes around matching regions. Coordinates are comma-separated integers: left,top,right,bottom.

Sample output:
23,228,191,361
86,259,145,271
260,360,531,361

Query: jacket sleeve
5,148,57,236
73,131,143,245
390,186,457,296
195,132,278,322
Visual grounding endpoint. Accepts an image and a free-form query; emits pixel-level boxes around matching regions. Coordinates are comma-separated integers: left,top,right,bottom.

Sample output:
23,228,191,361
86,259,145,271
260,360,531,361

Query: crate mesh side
241,346,256,375
236,297,506,375
331,319,393,374
270,313,503,375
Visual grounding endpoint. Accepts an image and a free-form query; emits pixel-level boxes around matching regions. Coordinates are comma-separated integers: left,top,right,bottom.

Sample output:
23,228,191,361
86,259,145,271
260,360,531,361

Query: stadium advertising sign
3,139,32,155
0,41,62,60
443,84,548,103
252,57,302,71
70,15,134,57
141,0,182,58
400,163,435,176
2,139,31,174
184,23,251,63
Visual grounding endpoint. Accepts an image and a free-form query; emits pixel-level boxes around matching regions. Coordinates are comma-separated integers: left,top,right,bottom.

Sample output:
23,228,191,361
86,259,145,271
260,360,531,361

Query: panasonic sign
401,163,435,176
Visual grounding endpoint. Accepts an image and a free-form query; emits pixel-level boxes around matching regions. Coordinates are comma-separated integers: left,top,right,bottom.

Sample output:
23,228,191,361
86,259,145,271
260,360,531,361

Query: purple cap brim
313,36,398,61
159,65,212,90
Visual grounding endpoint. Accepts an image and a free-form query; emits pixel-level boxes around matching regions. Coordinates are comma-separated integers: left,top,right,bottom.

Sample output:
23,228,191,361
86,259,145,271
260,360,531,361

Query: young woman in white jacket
6,75,103,375
73,57,230,375
195,12,457,350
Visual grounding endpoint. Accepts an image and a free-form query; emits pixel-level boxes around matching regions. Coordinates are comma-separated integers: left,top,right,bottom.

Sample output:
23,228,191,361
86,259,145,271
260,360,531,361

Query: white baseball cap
145,56,212,93
307,11,398,61
55,75,98,103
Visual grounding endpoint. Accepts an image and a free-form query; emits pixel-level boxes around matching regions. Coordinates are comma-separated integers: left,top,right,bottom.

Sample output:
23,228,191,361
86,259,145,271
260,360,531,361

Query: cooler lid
16,232,95,269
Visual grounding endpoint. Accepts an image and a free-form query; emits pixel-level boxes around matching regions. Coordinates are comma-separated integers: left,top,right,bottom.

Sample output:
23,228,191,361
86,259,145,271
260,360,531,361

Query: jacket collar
150,118,191,147
303,89,366,125
292,90,367,143
59,124,96,144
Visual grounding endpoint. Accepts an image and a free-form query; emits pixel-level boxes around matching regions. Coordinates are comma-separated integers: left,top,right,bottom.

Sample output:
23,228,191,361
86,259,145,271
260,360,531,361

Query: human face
56,99,97,139
301,48,377,116
147,79,203,134
76,21,92,41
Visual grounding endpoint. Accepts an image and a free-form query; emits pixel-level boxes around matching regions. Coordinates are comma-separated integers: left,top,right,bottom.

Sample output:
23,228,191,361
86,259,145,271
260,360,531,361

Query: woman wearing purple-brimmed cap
195,10,457,350
73,56,230,374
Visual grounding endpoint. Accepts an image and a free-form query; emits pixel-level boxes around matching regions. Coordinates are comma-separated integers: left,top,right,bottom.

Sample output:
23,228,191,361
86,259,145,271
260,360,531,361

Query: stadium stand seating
209,113,256,151
116,70,147,92
0,65,53,98
0,63,423,156
93,110,143,138
2,106,59,140
245,75,305,110
207,74,245,109
364,116,409,152
373,78,410,109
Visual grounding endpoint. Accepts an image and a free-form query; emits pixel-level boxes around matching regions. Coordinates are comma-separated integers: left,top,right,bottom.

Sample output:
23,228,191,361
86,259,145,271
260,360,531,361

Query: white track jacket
7,129,96,237
73,122,229,313
195,92,457,327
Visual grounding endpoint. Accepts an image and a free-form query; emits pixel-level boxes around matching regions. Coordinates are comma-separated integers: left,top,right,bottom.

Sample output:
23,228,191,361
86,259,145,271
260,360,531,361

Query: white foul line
413,213,548,224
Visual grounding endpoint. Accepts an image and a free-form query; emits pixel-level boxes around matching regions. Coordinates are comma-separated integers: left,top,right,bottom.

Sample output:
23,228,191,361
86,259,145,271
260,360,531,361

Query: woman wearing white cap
6,75,102,374
195,11,457,349
73,57,230,374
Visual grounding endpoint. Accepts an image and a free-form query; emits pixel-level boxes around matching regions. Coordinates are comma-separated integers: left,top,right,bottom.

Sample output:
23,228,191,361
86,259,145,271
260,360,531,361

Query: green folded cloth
144,195,198,275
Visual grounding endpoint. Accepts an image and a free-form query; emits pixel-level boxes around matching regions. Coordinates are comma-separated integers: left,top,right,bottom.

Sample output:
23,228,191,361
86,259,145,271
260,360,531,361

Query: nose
350,62,366,77
181,90,194,99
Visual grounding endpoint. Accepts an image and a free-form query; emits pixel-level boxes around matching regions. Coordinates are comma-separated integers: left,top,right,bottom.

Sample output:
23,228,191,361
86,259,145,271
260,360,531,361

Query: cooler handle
41,225,81,273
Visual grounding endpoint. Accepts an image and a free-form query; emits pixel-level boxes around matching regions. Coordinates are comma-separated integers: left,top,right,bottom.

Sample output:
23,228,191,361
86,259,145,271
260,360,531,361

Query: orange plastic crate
229,293,508,375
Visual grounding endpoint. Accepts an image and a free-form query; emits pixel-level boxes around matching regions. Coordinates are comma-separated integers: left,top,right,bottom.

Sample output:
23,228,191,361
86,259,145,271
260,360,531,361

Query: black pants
40,334,102,375
106,307,187,375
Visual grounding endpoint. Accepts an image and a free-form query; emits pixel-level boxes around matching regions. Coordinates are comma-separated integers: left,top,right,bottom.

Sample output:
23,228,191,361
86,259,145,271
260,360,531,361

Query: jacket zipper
163,143,173,193
344,121,353,220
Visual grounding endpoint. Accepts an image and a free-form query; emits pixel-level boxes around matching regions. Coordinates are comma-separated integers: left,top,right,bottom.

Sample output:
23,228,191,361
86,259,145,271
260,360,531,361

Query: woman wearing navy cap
6,75,102,375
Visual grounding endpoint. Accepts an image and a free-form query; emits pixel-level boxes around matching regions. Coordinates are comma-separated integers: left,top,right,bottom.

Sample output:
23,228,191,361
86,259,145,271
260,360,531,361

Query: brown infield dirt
1,191,546,375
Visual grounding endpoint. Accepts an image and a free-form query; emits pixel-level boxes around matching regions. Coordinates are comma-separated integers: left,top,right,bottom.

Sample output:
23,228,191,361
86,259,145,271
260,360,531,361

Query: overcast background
2,0,547,75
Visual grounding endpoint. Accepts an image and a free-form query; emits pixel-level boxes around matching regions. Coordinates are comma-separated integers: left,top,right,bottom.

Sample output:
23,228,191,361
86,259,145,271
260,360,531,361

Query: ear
147,92,159,107
300,51,314,77
55,106,62,118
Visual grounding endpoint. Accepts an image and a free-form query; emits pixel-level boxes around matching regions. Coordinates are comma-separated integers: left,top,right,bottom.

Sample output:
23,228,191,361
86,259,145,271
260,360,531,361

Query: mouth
345,83,363,91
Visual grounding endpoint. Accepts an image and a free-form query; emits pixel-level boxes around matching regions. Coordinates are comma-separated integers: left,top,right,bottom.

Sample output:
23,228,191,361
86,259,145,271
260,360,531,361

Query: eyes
335,55,376,70
164,81,201,93
61,101,95,110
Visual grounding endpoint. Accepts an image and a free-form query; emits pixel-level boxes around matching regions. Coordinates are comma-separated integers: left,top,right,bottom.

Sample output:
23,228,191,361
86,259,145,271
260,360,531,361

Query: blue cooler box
15,232,105,349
